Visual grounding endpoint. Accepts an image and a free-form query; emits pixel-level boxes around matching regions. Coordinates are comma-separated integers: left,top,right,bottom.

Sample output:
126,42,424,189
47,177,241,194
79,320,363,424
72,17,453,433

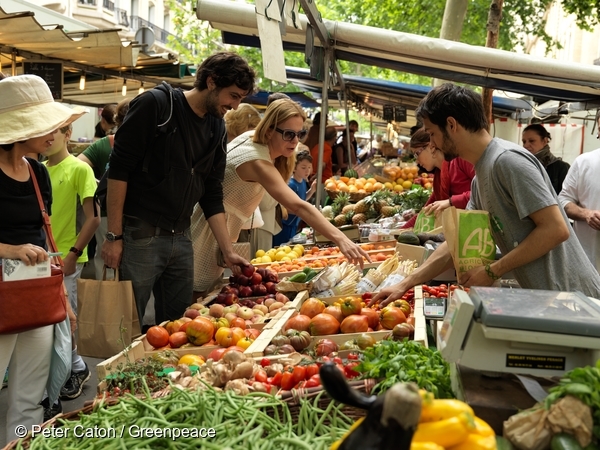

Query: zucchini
288,273,307,283
551,434,584,450
304,269,318,282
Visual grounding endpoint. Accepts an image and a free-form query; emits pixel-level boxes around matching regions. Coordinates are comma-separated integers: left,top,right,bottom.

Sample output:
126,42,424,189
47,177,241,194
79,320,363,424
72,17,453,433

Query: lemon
275,251,287,261
281,245,292,254
293,244,304,255
251,258,261,264
261,255,272,263
281,256,292,262
255,249,266,258
288,251,299,259
402,180,413,190
266,249,277,259
384,182,393,190
394,184,404,192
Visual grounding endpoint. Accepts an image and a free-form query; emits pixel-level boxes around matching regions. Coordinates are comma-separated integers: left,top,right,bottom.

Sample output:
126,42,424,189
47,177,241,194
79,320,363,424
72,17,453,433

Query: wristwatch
69,246,84,257
105,231,123,242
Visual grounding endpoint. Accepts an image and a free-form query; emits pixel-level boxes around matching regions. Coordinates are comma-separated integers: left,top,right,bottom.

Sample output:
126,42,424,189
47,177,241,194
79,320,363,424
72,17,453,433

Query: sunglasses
275,127,308,141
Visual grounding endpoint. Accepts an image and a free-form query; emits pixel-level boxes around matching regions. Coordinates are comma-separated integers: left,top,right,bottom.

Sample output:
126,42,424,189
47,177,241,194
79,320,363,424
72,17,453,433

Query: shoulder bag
0,161,67,334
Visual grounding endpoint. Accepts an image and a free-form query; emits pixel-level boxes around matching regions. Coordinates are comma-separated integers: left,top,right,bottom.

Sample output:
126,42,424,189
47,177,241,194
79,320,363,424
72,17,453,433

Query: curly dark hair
194,52,256,94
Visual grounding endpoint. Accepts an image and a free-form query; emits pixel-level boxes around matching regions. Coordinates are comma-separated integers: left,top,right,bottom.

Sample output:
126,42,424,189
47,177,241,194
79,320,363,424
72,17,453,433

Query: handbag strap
25,159,63,265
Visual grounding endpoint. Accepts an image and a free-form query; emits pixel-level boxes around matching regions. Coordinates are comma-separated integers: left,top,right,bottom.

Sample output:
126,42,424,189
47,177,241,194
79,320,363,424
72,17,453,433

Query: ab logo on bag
457,215,495,272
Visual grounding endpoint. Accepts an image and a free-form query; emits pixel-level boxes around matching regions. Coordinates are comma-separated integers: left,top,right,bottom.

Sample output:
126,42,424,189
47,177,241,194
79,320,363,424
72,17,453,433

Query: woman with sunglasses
190,99,370,294
402,129,475,229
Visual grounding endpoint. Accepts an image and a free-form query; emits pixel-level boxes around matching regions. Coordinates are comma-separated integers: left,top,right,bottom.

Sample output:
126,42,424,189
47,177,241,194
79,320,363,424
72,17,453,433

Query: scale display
424,297,446,319
470,287,600,338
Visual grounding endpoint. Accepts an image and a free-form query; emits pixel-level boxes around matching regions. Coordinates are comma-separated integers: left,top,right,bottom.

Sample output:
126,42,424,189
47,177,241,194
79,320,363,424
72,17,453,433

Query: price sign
23,61,63,101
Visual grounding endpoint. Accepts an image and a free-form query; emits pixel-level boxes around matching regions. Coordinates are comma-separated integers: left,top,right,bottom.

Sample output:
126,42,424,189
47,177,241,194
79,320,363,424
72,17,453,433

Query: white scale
438,286,600,377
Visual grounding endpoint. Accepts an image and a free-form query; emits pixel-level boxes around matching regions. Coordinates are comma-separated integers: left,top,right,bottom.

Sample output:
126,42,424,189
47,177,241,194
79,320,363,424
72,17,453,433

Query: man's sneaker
41,398,62,422
59,363,91,400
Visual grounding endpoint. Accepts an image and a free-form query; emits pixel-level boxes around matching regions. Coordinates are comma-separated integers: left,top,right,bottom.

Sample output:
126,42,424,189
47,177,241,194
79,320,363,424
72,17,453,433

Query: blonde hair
225,103,261,140
253,98,306,182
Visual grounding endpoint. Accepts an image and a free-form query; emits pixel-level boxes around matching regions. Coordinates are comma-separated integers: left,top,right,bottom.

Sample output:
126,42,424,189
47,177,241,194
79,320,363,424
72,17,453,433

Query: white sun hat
0,74,87,145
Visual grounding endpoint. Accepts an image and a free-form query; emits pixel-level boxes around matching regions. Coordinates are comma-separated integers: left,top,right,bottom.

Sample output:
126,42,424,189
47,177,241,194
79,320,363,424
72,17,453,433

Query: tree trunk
482,0,504,131
433,0,469,87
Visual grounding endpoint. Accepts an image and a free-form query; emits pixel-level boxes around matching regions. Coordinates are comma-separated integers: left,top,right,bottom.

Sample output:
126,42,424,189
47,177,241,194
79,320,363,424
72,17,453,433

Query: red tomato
292,366,307,385
344,361,360,379
146,326,169,348
361,292,372,301
305,363,319,378
305,374,321,388
332,356,343,365
207,347,227,361
347,352,359,360
271,372,282,386
260,358,271,367
255,369,267,383
281,371,295,390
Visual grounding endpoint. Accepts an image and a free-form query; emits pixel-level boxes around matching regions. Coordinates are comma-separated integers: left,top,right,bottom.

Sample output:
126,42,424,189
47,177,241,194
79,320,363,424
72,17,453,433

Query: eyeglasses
412,145,428,157
275,127,308,141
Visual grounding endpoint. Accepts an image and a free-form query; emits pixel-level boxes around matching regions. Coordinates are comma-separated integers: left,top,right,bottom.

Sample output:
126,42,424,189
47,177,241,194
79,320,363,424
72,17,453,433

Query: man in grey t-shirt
374,83,600,306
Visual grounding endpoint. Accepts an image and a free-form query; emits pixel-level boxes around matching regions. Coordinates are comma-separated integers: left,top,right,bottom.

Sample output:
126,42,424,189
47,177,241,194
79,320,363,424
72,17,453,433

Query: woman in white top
191,99,370,293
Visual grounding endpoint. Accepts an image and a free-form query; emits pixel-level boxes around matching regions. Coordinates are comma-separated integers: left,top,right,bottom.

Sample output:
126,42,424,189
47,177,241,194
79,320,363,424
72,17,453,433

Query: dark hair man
373,83,600,306
103,52,256,326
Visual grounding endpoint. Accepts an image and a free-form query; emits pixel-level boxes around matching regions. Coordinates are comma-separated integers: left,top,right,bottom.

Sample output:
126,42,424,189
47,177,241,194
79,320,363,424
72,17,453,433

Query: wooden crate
96,340,146,380
244,308,297,358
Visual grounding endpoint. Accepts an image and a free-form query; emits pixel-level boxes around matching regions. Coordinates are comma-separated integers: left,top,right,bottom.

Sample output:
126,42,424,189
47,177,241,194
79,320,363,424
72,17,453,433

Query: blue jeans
120,225,193,329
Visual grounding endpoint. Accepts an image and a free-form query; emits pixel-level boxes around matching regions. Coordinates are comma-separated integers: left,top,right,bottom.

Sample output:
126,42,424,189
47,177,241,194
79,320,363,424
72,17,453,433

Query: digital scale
424,297,447,319
438,286,600,377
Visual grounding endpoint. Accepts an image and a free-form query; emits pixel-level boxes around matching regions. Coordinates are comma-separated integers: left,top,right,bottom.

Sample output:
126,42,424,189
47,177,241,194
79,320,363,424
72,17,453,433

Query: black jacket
108,84,227,232
546,159,570,195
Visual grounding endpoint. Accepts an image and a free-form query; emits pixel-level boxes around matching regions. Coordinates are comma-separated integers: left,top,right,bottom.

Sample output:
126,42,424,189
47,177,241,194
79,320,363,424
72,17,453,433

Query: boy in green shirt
42,124,99,409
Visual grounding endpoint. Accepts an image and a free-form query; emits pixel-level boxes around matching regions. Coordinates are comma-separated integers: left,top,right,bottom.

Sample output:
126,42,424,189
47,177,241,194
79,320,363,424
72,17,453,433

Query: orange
372,182,384,190
348,185,358,193
340,176,350,183
338,183,349,192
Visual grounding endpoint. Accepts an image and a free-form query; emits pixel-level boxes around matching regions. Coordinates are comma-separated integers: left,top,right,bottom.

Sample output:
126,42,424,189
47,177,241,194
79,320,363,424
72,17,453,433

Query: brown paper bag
442,207,496,280
76,270,140,358
503,405,551,450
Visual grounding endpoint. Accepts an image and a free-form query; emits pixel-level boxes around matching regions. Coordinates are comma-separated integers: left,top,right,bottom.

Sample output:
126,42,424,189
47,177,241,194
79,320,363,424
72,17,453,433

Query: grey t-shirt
468,138,600,298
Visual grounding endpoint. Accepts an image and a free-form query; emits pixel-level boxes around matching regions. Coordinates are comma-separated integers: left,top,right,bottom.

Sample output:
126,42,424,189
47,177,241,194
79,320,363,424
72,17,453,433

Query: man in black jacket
103,52,256,326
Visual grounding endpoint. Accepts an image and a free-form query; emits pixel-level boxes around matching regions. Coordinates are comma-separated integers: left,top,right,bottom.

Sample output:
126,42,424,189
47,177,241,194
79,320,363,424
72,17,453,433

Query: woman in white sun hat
0,73,85,442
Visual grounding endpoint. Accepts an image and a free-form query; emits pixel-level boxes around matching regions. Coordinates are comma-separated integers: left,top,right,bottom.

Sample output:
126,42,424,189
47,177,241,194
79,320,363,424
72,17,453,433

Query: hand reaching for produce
370,281,410,308
224,252,247,276
422,199,451,217
337,239,371,269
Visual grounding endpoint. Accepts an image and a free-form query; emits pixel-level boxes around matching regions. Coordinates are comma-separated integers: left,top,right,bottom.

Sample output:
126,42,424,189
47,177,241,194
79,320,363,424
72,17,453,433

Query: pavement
0,264,104,449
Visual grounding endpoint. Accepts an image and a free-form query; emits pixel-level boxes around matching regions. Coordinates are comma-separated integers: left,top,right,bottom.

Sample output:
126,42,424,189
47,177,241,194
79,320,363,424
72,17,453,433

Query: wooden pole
482,0,504,131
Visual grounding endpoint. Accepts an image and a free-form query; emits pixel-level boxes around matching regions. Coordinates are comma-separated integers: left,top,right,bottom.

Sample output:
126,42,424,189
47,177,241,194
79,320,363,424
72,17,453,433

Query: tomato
236,337,254,350
168,331,189,348
304,363,319,378
379,306,407,330
300,298,326,318
215,327,245,347
185,318,215,346
344,361,360,379
229,317,247,329
309,314,340,336
340,315,369,334
360,308,380,329
305,374,321,388
347,352,359,360
178,354,205,367
254,369,268,383
315,339,338,357
271,372,282,386
281,371,295,390
361,292,372,301
284,314,312,333
260,358,271,367
340,297,362,317
208,347,227,361
146,326,170,348
292,366,307,385
245,328,261,339
322,306,344,323
332,356,343,365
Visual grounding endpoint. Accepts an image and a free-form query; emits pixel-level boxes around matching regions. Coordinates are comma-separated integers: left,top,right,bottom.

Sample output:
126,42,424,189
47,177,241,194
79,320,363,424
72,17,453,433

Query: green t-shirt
44,155,97,263
82,136,112,180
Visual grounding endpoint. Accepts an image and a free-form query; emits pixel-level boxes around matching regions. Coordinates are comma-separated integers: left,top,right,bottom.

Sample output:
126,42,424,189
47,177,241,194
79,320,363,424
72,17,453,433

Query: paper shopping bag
413,210,441,234
76,270,140,358
442,207,496,280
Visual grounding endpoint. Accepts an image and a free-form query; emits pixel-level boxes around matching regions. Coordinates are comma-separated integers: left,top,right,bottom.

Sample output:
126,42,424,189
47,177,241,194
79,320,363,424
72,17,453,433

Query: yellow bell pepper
418,389,435,406
410,442,445,450
473,416,495,437
447,433,497,450
419,399,474,423
413,412,475,448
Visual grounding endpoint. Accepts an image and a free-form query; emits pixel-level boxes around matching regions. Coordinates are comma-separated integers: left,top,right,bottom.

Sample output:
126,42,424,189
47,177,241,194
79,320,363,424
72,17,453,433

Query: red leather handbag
0,161,67,334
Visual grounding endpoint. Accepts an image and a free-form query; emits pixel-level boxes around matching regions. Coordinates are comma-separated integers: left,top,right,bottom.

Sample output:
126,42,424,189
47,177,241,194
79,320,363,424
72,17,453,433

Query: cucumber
551,434,584,450
304,270,318,282
288,273,307,283
302,266,313,275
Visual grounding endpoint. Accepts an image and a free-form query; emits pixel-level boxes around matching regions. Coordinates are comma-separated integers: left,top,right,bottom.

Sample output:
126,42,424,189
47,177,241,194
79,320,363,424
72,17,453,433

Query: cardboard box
395,242,431,265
